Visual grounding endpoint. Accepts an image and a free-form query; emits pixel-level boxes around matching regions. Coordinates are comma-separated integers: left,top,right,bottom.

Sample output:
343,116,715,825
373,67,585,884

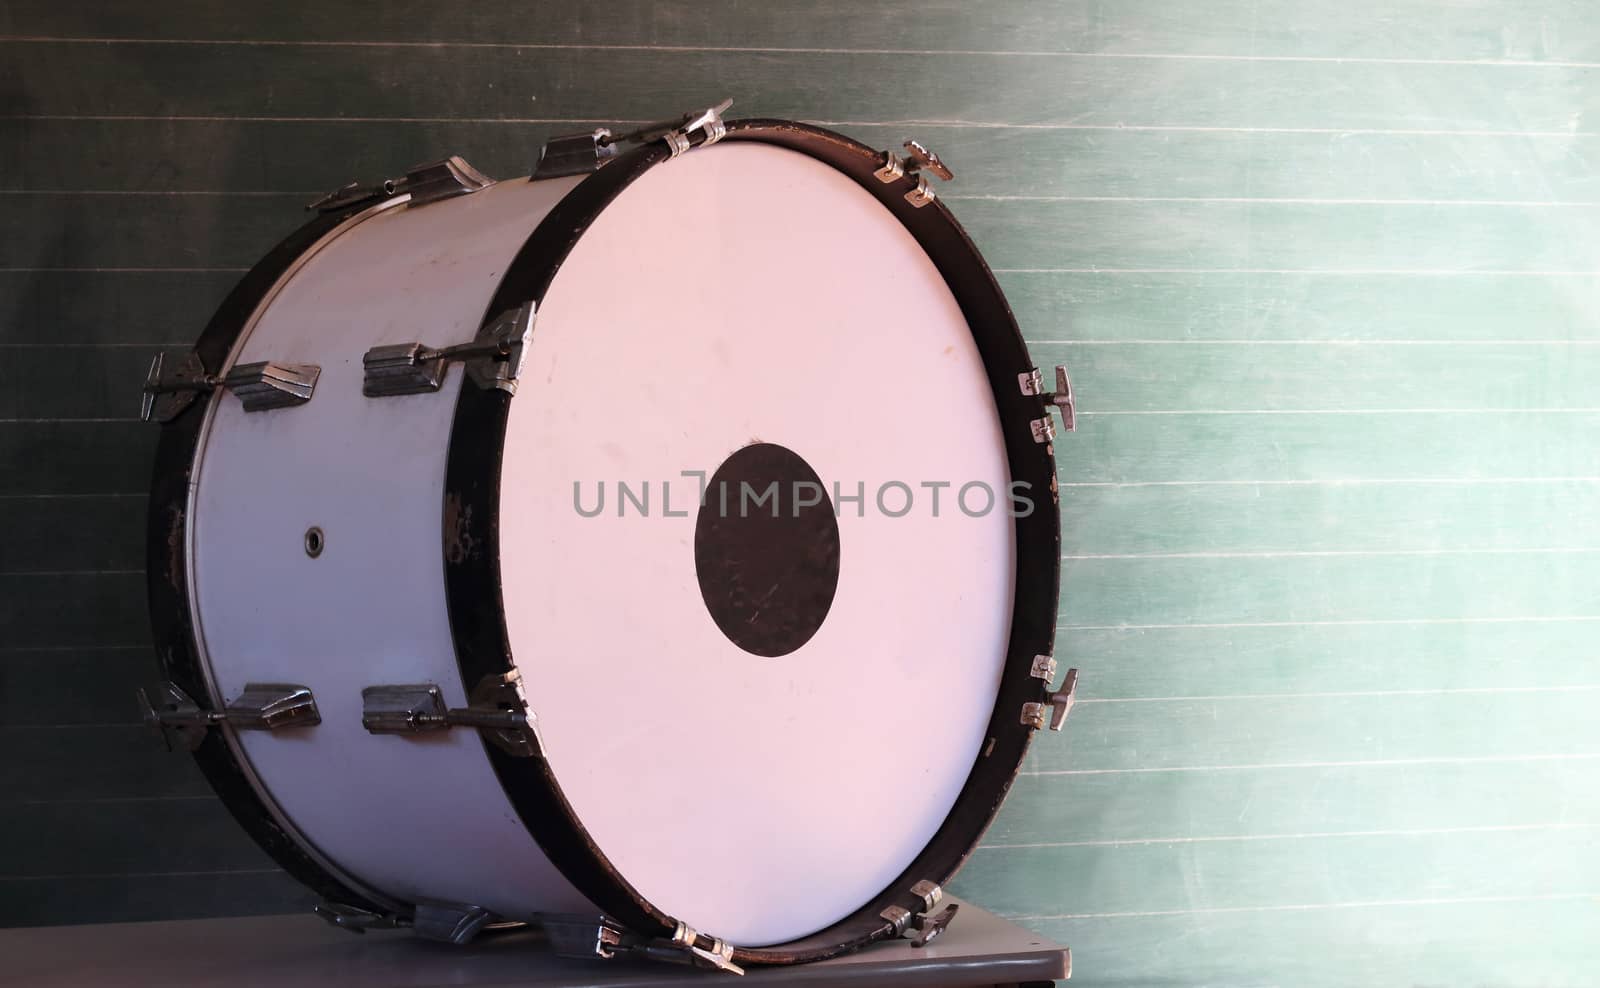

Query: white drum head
499,143,1015,945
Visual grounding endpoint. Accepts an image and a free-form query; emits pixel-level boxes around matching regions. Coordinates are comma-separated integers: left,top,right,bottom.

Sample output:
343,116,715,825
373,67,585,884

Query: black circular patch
694,443,841,657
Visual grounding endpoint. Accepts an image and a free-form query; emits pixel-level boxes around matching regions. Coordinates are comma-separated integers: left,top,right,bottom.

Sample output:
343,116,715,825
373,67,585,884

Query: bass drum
143,107,1069,970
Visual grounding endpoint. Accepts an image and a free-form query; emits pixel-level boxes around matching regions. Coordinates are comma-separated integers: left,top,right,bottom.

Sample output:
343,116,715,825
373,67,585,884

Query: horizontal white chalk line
1022,753,1600,776
980,822,1600,850
1009,890,1600,922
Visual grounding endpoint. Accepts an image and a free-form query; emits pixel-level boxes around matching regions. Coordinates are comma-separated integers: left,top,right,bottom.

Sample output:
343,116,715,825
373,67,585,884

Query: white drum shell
190,176,593,918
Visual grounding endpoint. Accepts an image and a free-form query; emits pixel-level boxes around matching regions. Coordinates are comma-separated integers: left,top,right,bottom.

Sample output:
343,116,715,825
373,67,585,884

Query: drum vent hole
304,527,324,558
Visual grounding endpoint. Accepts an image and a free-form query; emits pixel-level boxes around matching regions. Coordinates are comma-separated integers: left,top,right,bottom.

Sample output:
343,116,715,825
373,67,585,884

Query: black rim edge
443,118,1061,965
146,199,396,918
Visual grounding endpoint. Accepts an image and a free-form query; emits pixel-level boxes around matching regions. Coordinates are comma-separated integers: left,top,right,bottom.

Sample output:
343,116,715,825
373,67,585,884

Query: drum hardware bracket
874,139,955,208
1021,666,1079,732
533,128,619,180
545,916,744,975
637,98,733,158
224,360,320,412
140,351,215,423
137,681,321,752
361,672,542,758
363,302,536,397
1030,654,1058,682
411,900,496,945
607,98,735,160
307,155,494,213
543,916,626,961
314,901,407,934
403,156,495,208
140,353,320,422
532,98,731,180
1022,364,1076,440
637,921,743,975
880,880,959,947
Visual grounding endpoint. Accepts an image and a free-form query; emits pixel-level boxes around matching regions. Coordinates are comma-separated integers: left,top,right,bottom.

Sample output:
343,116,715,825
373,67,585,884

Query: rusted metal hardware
308,155,493,212
880,880,960,947
875,139,955,207
138,682,321,751
140,352,215,423
411,900,496,945
1021,666,1079,731
222,361,320,412
544,916,745,975
1021,365,1076,436
141,353,319,421
534,128,620,179
361,672,541,758
612,98,734,158
313,902,406,934
535,98,734,181
363,302,535,397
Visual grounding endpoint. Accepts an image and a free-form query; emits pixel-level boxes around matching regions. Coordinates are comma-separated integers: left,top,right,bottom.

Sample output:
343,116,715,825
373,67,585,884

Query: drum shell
182,175,595,919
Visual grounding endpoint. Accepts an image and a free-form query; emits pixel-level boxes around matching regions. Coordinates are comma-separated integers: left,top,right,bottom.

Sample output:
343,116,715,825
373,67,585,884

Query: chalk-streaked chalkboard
2,2,1598,985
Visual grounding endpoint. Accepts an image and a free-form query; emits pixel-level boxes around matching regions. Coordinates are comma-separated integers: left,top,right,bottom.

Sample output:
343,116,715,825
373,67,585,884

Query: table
0,896,1070,987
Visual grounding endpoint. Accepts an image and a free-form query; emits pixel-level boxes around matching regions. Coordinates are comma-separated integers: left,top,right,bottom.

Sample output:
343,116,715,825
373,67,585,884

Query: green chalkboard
2,2,1598,984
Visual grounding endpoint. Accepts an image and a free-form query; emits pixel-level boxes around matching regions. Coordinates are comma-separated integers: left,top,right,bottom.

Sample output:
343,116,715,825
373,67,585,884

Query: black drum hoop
146,200,405,921
442,118,1062,965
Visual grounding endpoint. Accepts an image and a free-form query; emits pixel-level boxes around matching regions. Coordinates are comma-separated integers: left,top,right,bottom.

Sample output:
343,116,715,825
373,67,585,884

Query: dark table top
0,896,1070,987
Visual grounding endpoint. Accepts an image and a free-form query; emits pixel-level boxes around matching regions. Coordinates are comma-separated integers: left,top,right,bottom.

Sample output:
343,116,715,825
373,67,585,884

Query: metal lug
225,683,322,731
223,361,319,412
314,902,405,934
361,672,541,758
141,352,217,423
874,151,906,184
543,917,626,960
880,904,913,935
412,901,495,945
535,128,619,180
139,681,320,751
1030,415,1056,444
905,173,939,208
361,684,452,734
1030,654,1058,682
307,155,491,213
881,882,958,948
362,343,447,396
1022,666,1079,731
363,302,535,398
402,156,495,208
